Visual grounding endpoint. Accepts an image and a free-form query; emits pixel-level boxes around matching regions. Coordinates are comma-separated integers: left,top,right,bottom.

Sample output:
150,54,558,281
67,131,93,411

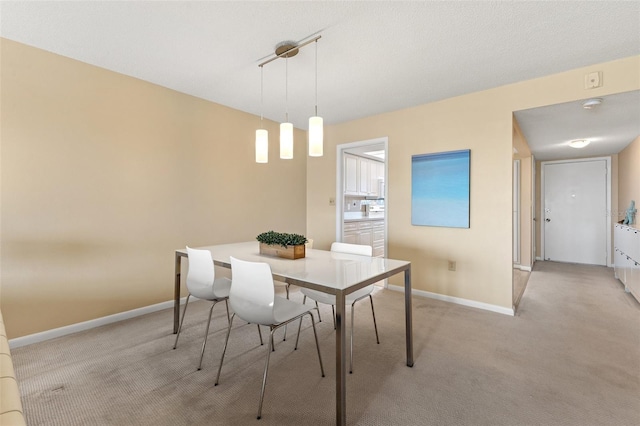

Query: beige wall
0,39,307,338
2,38,638,338
309,56,639,310
618,136,640,224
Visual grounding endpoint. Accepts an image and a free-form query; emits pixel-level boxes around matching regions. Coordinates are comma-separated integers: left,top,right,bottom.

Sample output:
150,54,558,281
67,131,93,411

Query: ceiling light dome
582,98,603,109
569,139,590,149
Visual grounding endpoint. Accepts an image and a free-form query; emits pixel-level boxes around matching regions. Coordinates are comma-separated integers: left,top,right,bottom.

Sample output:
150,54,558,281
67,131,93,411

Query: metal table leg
174,252,182,334
404,266,414,367
335,290,346,425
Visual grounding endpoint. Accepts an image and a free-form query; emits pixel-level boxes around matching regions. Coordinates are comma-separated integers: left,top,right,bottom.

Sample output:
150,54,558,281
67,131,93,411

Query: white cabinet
342,219,384,257
357,220,373,247
344,154,384,197
370,161,385,198
344,155,358,195
358,157,370,195
614,224,640,303
372,220,385,257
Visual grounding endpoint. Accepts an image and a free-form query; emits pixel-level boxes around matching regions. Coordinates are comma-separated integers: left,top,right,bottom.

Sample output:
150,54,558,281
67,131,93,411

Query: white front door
543,159,608,265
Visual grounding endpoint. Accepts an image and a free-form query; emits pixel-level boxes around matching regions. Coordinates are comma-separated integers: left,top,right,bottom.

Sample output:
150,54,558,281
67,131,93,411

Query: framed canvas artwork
411,149,470,228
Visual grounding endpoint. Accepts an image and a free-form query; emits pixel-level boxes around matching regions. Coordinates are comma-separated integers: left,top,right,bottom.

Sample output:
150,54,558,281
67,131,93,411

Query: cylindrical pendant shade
255,129,268,163
308,116,323,157
280,122,293,159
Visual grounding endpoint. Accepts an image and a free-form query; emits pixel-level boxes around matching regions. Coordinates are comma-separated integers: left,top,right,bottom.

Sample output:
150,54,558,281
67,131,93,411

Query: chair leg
173,294,191,349
294,316,303,350
303,296,322,322
257,324,264,345
282,284,289,342
295,303,321,350
369,294,380,344
197,300,219,370
215,314,236,386
308,313,325,378
257,327,276,420
224,299,230,323
331,305,336,330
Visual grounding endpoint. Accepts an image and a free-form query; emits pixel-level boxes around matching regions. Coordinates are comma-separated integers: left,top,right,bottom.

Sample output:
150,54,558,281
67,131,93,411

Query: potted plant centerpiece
256,231,308,259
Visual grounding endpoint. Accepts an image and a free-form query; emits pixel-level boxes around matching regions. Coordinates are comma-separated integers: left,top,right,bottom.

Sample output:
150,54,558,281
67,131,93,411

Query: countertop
343,212,385,222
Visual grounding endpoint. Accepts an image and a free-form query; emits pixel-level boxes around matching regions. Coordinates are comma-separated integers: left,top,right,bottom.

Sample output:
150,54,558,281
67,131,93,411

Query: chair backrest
330,242,372,257
186,247,215,294
229,256,276,325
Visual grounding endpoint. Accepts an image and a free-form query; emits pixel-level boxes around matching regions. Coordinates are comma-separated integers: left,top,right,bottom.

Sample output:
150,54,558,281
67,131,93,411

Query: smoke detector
582,98,603,109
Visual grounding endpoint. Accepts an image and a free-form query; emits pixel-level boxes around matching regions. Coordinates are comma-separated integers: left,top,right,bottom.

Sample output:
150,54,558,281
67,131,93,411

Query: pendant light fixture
255,65,268,163
308,39,323,157
280,55,294,159
255,34,322,162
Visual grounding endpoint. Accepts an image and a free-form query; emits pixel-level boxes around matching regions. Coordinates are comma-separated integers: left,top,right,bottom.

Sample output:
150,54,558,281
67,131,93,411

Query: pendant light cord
260,65,264,122
314,40,318,116
285,56,289,122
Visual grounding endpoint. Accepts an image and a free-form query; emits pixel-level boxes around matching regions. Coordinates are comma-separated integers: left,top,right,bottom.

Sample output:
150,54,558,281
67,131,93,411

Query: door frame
513,159,520,265
336,137,388,272
540,156,611,266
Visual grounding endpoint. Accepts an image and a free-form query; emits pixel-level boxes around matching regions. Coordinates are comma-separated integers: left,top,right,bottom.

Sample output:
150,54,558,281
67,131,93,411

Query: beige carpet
513,268,530,308
11,262,640,425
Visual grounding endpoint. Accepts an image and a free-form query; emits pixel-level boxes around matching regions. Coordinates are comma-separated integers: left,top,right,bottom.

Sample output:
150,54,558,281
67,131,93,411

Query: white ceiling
1,1,639,160
515,90,640,161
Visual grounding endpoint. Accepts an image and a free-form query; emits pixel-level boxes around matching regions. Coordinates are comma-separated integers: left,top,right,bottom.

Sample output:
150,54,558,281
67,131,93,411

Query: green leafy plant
256,231,307,248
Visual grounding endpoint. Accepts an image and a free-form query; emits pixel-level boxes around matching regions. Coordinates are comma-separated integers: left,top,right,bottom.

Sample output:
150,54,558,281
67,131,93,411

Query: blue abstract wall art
411,149,470,228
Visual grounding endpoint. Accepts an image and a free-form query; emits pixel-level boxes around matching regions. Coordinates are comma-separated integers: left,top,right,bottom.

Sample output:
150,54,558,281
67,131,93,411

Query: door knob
545,218,551,222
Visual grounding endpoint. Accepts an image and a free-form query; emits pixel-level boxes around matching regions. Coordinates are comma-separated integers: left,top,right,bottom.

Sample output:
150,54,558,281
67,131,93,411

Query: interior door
543,159,607,265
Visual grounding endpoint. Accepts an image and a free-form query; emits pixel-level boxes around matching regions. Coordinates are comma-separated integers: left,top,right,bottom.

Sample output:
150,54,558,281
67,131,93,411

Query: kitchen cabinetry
344,155,359,195
343,219,385,257
614,224,640,303
358,157,370,195
371,161,385,197
344,154,384,197
372,220,385,257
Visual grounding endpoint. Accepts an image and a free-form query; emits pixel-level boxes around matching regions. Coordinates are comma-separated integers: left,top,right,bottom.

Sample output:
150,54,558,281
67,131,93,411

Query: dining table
173,241,413,426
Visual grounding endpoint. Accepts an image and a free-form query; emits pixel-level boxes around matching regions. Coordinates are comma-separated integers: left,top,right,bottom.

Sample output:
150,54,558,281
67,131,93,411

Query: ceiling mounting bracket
258,35,321,68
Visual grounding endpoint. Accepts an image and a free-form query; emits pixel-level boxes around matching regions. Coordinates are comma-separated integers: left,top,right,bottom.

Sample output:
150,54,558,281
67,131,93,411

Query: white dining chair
173,247,233,370
297,241,379,374
274,238,313,341
215,256,324,420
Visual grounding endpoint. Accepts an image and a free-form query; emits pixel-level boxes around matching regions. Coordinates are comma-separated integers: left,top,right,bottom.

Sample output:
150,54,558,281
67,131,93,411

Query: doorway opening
336,137,388,285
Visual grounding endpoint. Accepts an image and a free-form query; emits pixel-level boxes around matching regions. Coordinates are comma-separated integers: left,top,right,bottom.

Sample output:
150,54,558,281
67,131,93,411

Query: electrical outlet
448,261,456,271
329,197,335,206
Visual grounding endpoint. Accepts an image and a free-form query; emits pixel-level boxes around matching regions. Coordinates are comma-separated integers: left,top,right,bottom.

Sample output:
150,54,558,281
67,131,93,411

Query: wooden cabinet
344,154,384,197
343,219,385,257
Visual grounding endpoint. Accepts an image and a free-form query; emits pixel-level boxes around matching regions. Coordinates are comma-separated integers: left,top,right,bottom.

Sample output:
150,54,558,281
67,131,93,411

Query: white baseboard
9,297,187,349
513,264,532,272
387,285,515,316
536,256,543,261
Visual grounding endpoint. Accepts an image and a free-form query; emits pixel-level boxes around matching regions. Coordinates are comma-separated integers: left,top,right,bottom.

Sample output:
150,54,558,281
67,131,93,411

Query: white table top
178,241,410,295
